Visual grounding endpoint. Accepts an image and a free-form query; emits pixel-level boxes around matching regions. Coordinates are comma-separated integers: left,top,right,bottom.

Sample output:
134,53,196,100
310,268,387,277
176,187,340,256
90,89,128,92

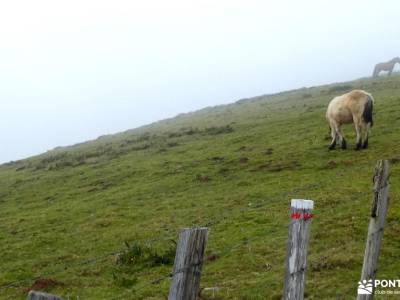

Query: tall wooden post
357,160,390,300
283,199,314,300
168,227,209,300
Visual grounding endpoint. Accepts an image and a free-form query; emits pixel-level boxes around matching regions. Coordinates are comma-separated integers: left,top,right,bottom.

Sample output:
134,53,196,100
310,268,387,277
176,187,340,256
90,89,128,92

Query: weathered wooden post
283,199,314,300
357,160,390,300
27,291,63,300
168,227,209,300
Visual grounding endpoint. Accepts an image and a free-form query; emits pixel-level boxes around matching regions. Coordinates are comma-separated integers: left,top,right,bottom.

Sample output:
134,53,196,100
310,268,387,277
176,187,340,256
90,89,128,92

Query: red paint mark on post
303,213,314,220
290,212,314,220
291,212,302,219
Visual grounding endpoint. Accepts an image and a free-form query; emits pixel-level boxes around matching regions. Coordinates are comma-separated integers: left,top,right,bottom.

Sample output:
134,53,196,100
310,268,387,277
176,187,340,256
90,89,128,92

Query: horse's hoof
329,146,336,150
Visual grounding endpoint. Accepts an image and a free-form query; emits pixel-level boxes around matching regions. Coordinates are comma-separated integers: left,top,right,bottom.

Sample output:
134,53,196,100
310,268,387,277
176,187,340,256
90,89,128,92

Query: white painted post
283,199,314,300
357,160,390,300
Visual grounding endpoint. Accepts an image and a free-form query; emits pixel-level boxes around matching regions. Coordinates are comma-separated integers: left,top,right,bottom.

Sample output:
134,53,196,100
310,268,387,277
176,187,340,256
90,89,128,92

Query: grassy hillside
1,75,400,299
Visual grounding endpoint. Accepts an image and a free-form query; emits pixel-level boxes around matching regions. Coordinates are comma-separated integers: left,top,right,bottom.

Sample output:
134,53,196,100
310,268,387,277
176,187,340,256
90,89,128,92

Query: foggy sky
1,0,399,163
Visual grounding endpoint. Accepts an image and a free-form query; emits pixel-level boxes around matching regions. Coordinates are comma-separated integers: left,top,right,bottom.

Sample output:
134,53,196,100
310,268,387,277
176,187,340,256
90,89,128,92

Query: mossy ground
1,75,400,299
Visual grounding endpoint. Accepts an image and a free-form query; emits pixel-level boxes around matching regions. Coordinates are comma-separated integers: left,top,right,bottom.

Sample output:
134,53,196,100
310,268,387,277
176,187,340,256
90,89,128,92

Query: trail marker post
283,199,314,300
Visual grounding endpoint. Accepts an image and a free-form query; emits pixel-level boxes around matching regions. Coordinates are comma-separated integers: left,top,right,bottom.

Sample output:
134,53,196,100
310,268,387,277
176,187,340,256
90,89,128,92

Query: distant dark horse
373,57,400,77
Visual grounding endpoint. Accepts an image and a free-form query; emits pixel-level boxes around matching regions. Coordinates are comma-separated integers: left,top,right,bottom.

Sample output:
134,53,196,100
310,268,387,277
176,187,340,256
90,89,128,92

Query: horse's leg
362,123,371,149
354,118,362,150
328,123,337,150
338,127,347,149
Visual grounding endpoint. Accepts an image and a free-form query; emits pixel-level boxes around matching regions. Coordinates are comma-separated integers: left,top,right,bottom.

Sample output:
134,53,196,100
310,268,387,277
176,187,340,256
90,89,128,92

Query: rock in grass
27,291,63,300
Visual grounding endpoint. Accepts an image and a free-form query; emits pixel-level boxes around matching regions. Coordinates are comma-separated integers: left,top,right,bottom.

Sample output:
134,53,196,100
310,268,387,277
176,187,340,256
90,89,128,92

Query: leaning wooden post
357,160,390,300
283,199,314,300
168,227,209,300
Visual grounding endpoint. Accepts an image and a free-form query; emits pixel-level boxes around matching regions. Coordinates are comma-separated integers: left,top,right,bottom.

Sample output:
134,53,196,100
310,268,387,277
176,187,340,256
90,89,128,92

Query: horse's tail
363,95,374,127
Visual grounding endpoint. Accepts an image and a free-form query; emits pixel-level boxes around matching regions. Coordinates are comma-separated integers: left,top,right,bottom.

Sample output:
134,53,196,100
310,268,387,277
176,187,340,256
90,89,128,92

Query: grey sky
1,0,399,163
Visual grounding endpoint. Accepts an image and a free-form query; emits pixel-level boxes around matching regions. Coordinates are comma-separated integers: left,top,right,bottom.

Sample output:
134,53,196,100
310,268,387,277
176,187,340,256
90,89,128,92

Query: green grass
1,75,400,299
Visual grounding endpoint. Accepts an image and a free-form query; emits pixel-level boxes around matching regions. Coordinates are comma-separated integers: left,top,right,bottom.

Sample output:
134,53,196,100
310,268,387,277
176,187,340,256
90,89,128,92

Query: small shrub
239,157,249,164
196,174,211,182
263,148,273,155
168,132,182,138
167,142,179,148
209,156,225,163
116,241,175,268
25,278,63,293
113,240,176,287
112,273,138,288
204,125,234,135
130,143,151,151
389,157,400,164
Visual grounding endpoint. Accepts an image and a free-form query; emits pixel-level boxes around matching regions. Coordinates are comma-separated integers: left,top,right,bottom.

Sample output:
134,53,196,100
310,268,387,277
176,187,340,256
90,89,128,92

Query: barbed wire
0,207,178,243
110,182,324,299
0,250,125,292
0,167,336,238
106,175,372,299
3,164,358,238
0,180,326,298
109,181,331,299
0,157,369,236
111,229,273,300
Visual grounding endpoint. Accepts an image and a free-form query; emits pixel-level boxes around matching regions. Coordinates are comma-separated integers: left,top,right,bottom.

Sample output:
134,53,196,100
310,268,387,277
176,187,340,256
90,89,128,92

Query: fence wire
111,229,272,300
0,181,325,298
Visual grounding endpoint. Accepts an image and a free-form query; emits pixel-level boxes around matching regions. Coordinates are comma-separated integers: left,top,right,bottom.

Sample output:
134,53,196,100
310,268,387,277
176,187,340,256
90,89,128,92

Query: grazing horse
326,90,374,150
373,57,400,77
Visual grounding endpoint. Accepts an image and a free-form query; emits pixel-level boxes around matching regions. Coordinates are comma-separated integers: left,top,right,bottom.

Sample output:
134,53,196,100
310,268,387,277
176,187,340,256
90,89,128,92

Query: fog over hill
1,0,400,164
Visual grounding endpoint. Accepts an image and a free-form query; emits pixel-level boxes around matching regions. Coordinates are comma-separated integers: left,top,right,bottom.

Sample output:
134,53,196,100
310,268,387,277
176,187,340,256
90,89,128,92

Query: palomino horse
326,90,374,150
373,57,400,77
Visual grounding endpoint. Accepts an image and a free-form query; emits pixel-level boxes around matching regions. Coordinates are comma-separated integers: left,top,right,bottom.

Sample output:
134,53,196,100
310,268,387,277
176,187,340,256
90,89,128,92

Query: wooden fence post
283,199,314,300
27,291,63,300
168,227,209,300
357,160,390,300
